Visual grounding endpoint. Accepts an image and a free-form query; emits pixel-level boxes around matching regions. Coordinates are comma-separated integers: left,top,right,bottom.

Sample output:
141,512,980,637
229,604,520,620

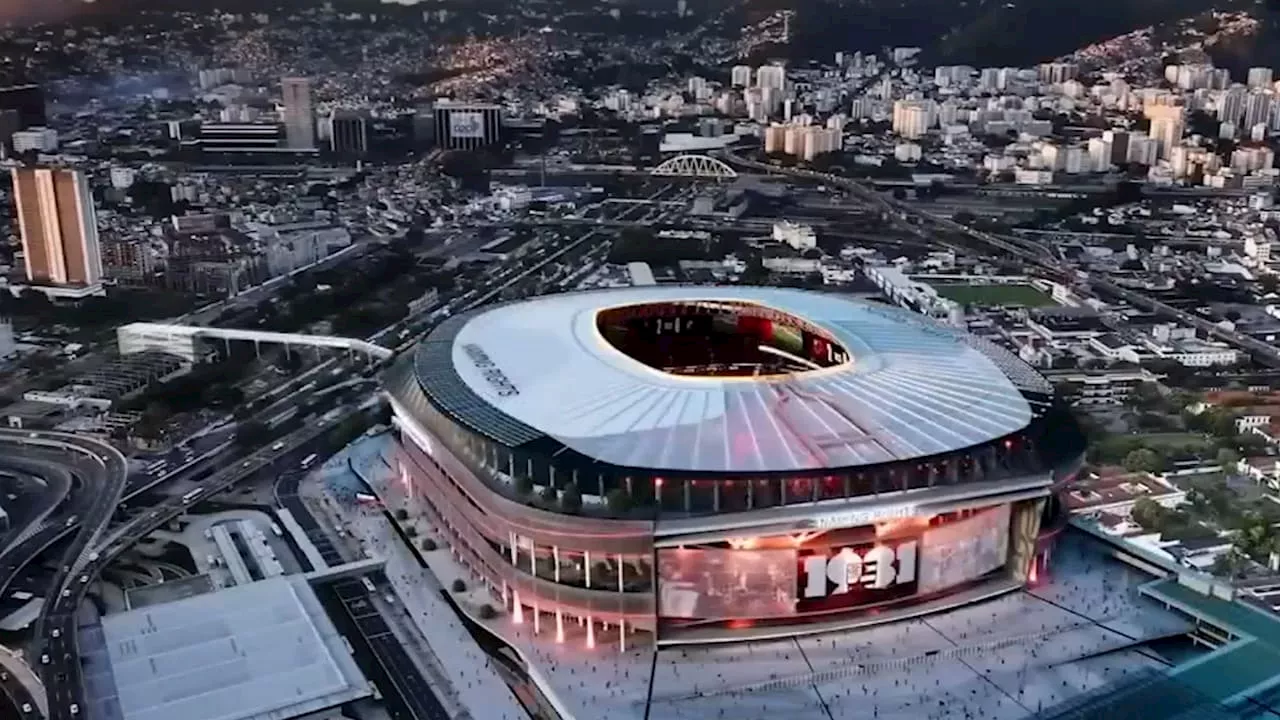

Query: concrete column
584,551,592,590
553,546,563,643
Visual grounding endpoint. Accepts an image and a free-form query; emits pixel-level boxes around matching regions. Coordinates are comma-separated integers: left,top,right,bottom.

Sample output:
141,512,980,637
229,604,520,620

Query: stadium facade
384,287,1086,648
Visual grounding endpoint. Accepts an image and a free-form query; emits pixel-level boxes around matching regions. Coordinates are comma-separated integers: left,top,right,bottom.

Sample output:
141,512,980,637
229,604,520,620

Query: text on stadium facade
463,343,519,397
801,541,917,598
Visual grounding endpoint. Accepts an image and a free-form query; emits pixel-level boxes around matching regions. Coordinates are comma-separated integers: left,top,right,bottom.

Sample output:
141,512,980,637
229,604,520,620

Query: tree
395,508,409,521
1123,448,1162,473
539,485,559,504
1217,447,1241,469
478,603,497,620
1132,497,1167,530
235,420,268,448
451,578,467,593
606,487,631,515
421,538,437,551
559,482,583,514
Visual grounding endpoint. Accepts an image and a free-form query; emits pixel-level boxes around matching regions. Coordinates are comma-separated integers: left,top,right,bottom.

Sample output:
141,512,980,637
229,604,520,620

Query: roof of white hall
99,575,370,720
417,286,1052,474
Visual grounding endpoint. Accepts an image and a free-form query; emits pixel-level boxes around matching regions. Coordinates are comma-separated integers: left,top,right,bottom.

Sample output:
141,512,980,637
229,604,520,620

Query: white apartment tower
755,65,786,91
281,76,315,149
892,100,935,140
1248,67,1274,90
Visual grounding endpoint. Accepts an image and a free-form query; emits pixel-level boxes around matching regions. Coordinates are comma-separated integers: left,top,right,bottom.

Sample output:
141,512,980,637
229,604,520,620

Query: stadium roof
421,287,1050,473
98,575,369,720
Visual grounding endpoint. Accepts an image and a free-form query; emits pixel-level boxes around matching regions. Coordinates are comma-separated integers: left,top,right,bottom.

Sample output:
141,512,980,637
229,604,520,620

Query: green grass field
932,283,1057,308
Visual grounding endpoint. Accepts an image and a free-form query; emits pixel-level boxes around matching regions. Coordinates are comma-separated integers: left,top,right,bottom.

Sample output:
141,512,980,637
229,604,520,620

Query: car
79,574,89,584
272,442,285,451
88,551,99,562
39,654,48,664
50,629,60,638
61,589,70,598
69,703,79,715
20,703,30,713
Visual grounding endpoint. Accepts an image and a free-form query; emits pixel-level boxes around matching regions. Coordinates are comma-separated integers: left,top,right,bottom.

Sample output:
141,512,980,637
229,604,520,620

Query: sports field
932,283,1057,307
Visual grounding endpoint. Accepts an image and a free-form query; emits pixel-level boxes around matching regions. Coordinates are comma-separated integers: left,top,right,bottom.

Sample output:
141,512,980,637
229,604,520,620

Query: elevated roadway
38,409,363,720
0,432,126,720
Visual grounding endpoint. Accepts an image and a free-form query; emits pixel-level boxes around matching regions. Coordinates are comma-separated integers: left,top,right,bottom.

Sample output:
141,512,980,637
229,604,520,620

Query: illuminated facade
384,288,1085,649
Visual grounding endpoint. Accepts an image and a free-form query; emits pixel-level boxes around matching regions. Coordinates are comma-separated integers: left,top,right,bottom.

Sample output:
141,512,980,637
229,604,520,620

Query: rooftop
94,575,370,720
418,286,1053,473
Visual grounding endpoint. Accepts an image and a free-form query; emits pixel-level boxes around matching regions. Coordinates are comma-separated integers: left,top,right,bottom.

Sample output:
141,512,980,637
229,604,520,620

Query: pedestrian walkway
310,435,526,720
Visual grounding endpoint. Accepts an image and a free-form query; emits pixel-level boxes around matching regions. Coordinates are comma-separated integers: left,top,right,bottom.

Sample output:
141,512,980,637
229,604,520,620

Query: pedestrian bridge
117,322,394,363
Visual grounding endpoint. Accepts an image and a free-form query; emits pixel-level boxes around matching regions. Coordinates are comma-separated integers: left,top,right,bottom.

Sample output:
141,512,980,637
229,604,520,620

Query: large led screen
796,536,920,614
449,111,486,139
657,548,798,620
917,504,1011,595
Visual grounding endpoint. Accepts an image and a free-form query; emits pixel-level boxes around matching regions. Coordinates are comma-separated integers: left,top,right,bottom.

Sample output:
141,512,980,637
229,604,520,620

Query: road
35,410,359,720
274,473,449,720
0,432,127,720
0,451,85,720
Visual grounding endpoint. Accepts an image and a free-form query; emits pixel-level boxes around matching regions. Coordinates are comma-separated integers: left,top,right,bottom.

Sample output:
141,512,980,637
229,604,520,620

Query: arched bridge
651,154,739,179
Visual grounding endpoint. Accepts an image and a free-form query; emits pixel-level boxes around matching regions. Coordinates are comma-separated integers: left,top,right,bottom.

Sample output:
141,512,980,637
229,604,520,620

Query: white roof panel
101,575,369,720
435,287,1045,473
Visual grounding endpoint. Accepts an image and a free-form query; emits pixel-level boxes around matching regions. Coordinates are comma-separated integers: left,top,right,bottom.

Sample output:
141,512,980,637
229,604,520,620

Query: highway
0,452,84,720
36,409,361,720
274,473,449,720
0,431,127,720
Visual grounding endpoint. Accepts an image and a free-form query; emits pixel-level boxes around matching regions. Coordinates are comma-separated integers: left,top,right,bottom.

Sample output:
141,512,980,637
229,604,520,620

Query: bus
300,454,318,469
269,522,283,537
180,488,203,504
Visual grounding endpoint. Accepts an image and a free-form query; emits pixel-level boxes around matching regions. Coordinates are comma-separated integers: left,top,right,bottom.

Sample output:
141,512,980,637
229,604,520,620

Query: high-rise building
0,84,45,130
755,65,786,91
326,111,369,155
281,76,315,150
11,167,104,297
1247,67,1274,90
433,101,503,151
892,100,935,140
730,65,752,88
1144,104,1184,160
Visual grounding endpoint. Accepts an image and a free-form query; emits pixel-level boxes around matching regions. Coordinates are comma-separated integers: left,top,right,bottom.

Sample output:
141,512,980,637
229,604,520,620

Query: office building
281,76,315,150
433,101,503,151
184,123,284,153
730,65,753,87
0,84,45,130
326,111,369,156
11,126,57,154
11,167,105,298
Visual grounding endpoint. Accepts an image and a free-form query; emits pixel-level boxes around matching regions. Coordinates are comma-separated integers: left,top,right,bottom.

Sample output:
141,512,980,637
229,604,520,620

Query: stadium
383,286,1086,648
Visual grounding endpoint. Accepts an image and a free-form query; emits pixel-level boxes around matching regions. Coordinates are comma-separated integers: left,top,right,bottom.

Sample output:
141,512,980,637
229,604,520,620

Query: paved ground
304,436,526,720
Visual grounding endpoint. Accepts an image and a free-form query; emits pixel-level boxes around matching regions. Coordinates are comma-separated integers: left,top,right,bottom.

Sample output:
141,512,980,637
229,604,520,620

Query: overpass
117,322,394,363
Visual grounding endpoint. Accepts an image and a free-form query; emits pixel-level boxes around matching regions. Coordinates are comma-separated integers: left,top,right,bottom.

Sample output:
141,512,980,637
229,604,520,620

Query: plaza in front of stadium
365,285,1280,719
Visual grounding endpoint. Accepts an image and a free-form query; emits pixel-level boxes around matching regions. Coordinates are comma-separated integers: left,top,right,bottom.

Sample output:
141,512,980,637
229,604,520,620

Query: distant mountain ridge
764,0,1263,67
